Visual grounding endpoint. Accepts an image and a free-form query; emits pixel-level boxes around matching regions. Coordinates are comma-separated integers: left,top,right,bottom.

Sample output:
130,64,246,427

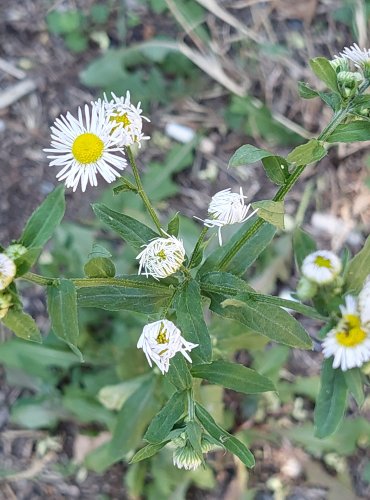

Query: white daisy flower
44,102,127,192
97,91,150,148
0,253,16,291
301,250,342,285
322,295,370,371
340,43,370,70
196,187,258,245
136,235,185,280
137,319,198,374
358,275,370,326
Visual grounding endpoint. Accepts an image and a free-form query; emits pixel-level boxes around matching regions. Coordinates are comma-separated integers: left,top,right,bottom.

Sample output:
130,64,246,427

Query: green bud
296,276,317,300
5,244,28,260
330,57,349,73
173,442,202,471
201,435,221,453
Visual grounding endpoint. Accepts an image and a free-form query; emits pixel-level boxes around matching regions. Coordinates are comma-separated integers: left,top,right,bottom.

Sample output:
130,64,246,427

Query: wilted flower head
136,235,185,279
137,319,198,374
197,187,258,245
340,43,370,71
322,295,370,371
301,250,342,285
98,91,150,148
0,253,16,291
44,101,127,192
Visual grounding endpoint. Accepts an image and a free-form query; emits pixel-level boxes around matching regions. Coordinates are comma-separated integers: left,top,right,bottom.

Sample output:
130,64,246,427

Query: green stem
125,146,164,235
22,272,57,286
187,389,195,420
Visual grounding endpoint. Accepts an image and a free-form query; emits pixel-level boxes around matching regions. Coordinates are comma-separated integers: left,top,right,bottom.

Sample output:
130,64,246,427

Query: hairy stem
125,146,164,235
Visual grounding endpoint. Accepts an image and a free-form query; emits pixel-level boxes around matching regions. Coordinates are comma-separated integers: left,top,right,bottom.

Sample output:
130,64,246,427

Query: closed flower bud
5,244,28,260
296,276,317,300
0,292,12,319
330,57,349,73
173,443,203,471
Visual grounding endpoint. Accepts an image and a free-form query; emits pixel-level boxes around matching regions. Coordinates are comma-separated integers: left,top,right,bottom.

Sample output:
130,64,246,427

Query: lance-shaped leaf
200,272,312,349
343,368,365,407
191,360,275,394
130,441,169,464
326,122,370,143
47,279,82,360
144,390,187,443
84,257,116,278
345,234,370,293
198,218,276,276
167,353,193,390
2,308,42,343
195,403,255,467
309,57,340,93
14,248,42,277
92,203,158,249
314,359,347,438
175,279,212,363
287,139,326,166
20,186,65,248
77,275,171,314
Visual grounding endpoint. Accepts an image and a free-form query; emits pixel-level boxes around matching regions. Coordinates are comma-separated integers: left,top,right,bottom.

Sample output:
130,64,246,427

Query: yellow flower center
336,314,367,347
72,133,104,164
110,112,131,128
156,324,168,345
314,255,332,268
156,250,167,261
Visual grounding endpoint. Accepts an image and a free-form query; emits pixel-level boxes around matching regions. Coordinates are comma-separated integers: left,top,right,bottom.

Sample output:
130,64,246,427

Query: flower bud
0,292,12,319
5,244,27,260
330,57,349,73
0,253,16,291
296,276,317,300
173,442,203,471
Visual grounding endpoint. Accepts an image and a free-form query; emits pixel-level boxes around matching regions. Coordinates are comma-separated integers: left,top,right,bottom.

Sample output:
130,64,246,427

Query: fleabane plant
1,44,370,472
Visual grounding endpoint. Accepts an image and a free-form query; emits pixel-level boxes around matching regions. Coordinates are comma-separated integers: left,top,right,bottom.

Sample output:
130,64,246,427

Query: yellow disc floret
110,113,131,128
336,314,367,347
314,255,332,268
157,323,169,344
72,133,104,164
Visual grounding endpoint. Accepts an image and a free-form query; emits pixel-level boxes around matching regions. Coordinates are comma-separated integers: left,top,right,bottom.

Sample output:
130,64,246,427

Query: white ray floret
137,319,198,374
340,43,370,69
97,91,150,148
44,102,127,192
136,235,185,280
196,187,258,245
301,250,342,285
358,275,370,326
0,253,16,291
322,295,370,371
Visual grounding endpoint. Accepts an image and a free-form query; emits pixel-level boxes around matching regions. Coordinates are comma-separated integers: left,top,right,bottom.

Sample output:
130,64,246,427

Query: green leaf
199,219,276,276
298,81,319,99
261,156,288,185
343,368,365,407
14,247,42,276
251,200,284,229
326,121,370,143
86,378,158,472
92,203,158,249
200,273,312,349
129,441,168,464
229,145,287,185
195,404,255,467
77,276,171,314
20,186,65,248
186,420,203,459
229,144,274,166
309,57,339,93
191,360,275,394
175,280,212,363
293,228,317,268
84,257,116,278
314,359,348,438
2,308,42,343
345,234,370,293
144,390,187,443
224,292,326,321
167,212,180,237
287,139,326,166
167,353,193,390
47,279,82,360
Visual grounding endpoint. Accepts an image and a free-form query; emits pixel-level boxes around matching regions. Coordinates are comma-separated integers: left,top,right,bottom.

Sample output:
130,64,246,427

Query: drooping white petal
136,235,185,280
